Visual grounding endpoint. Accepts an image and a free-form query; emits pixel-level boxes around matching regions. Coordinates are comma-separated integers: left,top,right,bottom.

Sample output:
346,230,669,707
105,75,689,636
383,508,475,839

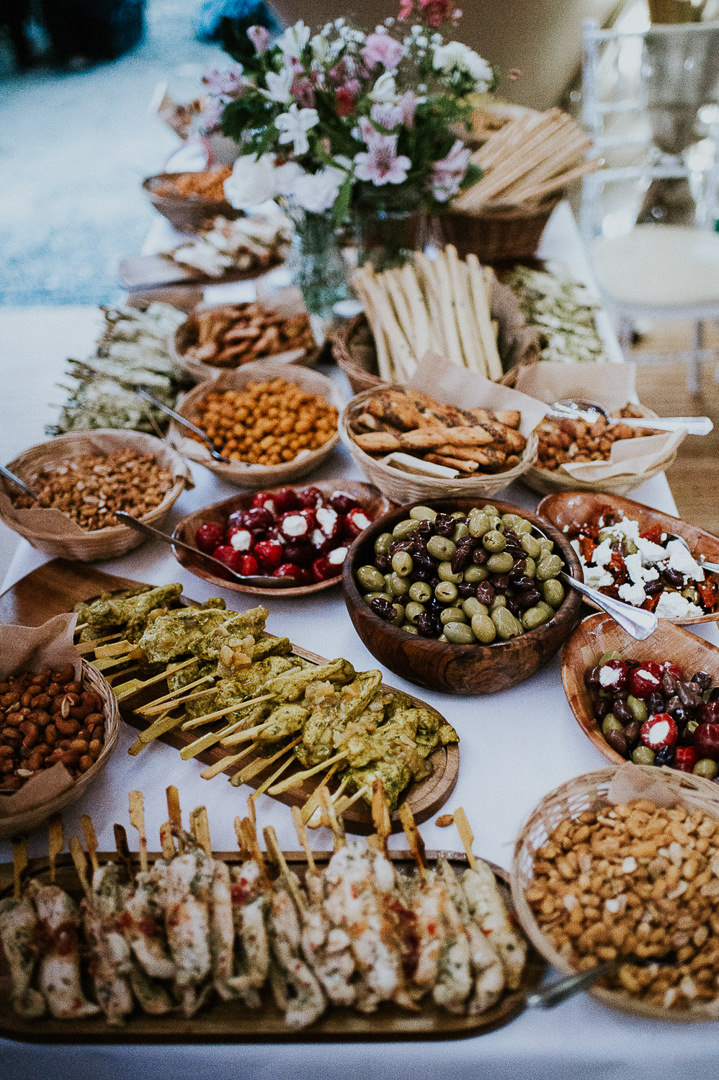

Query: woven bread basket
511,765,719,1021
0,658,120,839
339,386,538,504
440,196,560,263
0,430,192,562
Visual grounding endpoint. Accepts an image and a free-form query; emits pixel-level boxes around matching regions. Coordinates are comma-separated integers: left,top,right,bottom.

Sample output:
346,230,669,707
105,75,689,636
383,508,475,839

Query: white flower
262,67,294,104
310,33,329,65
288,164,347,214
275,103,319,156
224,153,280,208
369,72,399,103
278,20,310,62
432,41,494,92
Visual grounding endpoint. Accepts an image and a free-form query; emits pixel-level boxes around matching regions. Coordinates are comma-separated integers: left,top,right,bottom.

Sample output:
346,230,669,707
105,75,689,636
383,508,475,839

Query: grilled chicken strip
461,862,527,991
26,880,100,1019
267,882,326,1030
436,861,505,1015
163,844,214,1017
0,896,46,1018
228,859,270,1007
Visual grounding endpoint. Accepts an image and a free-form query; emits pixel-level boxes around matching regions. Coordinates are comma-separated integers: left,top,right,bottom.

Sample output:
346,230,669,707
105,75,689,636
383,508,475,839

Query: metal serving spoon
526,951,677,1009
551,398,713,436
116,512,296,587
0,463,40,500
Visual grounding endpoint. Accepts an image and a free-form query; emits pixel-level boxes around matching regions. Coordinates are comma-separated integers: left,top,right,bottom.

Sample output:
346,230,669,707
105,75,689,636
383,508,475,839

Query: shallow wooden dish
511,764,719,1021
0,849,543,1042
0,561,457,833
169,362,342,489
0,659,119,840
342,498,584,696
561,611,719,769
538,490,719,625
171,480,392,598
142,172,242,233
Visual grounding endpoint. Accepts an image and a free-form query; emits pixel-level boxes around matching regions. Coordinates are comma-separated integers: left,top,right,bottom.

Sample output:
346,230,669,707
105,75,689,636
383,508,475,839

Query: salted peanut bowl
341,497,584,695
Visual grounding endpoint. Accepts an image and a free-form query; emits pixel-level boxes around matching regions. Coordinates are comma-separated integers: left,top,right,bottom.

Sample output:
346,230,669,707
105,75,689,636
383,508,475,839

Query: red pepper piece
697,578,718,612
578,535,596,562
273,487,301,513
640,712,678,750
659,659,684,681
628,661,662,699
674,746,698,772
279,508,316,541
692,723,719,761
212,545,242,572
195,522,225,554
254,539,283,571
238,554,259,576
311,547,348,582
272,562,305,582
608,551,628,586
329,490,360,515
296,485,324,508
639,524,664,544
344,506,373,539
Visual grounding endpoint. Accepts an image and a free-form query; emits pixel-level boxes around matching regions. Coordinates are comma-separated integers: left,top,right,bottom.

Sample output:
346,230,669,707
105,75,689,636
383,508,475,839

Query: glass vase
286,210,349,323
352,201,425,272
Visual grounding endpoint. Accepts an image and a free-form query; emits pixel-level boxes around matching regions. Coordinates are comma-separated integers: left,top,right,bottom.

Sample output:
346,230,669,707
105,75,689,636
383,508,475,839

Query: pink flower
429,139,470,201
292,76,316,108
247,25,270,53
419,0,453,27
336,86,357,118
361,33,404,72
354,128,411,186
398,0,414,20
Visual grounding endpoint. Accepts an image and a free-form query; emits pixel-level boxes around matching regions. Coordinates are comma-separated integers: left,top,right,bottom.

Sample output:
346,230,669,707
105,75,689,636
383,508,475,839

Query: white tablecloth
2,206,718,1079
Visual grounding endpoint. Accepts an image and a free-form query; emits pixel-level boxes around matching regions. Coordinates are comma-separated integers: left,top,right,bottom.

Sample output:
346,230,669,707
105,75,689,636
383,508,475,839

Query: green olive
468,511,491,538
491,594,507,610
522,605,551,631
524,556,537,579
514,518,533,535
626,695,648,725
538,538,555,557
435,580,459,604
535,600,555,619
427,535,456,561
693,759,719,780
462,597,489,618
487,516,505,534
470,612,496,643
440,606,467,625
392,518,419,539
598,650,622,665
482,529,506,553
541,578,565,608
481,504,499,518
520,533,542,559
409,505,437,521
402,624,419,635
463,564,489,583
363,590,392,605
491,607,523,640
536,554,565,582
682,586,699,604
387,602,404,626
388,572,410,597
404,601,427,625
408,580,432,603
486,551,515,574
632,746,655,766
357,565,386,592
500,513,525,533
452,522,469,542
374,532,393,557
438,561,463,584
602,714,624,735
391,550,414,577
443,621,476,644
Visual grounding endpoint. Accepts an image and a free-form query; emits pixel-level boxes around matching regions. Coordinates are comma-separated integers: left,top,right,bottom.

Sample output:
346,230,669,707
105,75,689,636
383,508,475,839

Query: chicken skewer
0,837,46,1019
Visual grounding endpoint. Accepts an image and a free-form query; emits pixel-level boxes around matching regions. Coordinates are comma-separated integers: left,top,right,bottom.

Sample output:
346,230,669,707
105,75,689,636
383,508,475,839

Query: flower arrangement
207,3,496,223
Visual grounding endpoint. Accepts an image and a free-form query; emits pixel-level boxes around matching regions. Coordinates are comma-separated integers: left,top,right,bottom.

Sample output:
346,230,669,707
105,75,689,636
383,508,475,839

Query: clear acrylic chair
581,16,719,392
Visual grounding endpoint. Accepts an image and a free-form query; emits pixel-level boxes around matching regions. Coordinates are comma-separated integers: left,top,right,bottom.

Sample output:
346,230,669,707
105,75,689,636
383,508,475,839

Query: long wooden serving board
0,561,459,832
0,850,543,1043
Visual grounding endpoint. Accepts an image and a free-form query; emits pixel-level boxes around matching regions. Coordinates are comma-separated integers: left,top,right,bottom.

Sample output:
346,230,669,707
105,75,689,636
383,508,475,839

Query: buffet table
1,204,718,1079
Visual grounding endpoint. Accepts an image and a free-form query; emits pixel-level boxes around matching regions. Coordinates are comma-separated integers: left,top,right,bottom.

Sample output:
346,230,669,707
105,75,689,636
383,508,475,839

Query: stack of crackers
348,387,527,477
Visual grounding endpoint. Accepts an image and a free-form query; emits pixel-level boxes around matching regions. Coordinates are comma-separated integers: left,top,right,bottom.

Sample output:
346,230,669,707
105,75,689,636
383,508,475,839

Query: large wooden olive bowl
342,497,584,696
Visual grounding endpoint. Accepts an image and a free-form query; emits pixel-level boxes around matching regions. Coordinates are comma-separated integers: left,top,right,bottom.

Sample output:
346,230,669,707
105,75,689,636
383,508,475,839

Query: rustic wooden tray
0,561,459,833
0,849,543,1043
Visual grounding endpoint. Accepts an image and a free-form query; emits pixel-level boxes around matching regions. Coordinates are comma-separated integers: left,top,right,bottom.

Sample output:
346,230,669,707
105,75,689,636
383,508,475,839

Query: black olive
475,581,495,606
491,573,510,591
605,729,629,757
433,513,456,537
654,746,675,767
451,538,476,574
645,579,663,597
661,673,678,695
585,666,601,687
593,698,610,720
710,687,719,702
662,567,684,589
370,597,396,622
414,519,433,538
457,582,476,599
677,682,702,708
613,699,633,724
671,704,690,727
513,588,542,611
506,597,523,617
374,553,390,573
692,671,712,690
416,612,440,637
623,720,641,747
472,548,489,566
646,691,665,715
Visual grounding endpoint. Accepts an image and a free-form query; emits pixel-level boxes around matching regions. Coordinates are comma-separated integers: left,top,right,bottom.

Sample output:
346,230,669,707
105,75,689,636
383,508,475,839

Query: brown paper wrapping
0,613,81,817
513,359,685,482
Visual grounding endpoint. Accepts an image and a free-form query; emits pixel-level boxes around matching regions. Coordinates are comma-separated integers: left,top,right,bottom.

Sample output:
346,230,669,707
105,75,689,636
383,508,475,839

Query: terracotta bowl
171,481,392,599
537,490,719,626
561,611,719,770
342,497,584,695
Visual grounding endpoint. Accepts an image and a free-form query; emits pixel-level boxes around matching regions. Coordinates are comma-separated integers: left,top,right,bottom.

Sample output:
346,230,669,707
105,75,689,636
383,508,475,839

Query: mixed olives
355,503,567,644
585,653,719,779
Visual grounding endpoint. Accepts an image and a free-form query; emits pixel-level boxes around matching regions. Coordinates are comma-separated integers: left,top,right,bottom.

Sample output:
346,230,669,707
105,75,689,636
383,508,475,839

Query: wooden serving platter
0,561,459,833
0,850,543,1043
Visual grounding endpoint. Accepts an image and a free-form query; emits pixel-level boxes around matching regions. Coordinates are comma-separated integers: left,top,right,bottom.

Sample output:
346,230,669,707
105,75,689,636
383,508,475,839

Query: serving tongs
116,512,296,587
526,950,677,1009
551,398,713,436
0,464,39,501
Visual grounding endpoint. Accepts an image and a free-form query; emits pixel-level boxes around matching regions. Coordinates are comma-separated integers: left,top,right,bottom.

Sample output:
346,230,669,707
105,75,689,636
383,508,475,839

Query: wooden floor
631,322,719,534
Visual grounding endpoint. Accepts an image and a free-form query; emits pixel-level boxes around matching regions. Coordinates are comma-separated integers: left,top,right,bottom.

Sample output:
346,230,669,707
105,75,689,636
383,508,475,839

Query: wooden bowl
342,497,584,695
0,659,120,840
168,362,343,489
0,430,192,563
511,764,719,1021
561,611,719,769
142,171,242,233
171,481,392,598
537,490,719,625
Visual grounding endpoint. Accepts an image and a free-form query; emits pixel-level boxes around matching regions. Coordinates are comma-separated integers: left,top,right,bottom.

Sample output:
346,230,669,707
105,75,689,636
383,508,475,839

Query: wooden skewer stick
12,837,27,900
190,806,212,857
115,656,199,703
181,694,274,732
247,749,301,801
263,825,306,916
246,796,257,837
301,762,341,826
291,806,316,875
180,716,252,761
113,823,134,881
452,806,476,871
92,639,136,659
81,814,99,874
106,665,144,687
333,784,371,818
398,802,427,880
166,785,183,850
230,735,302,789
128,710,184,756
74,631,127,655
268,749,348,796
129,790,149,874
48,814,64,885
371,780,391,854
91,647,145,673
137,676,217,716
233,815,245,857
319,786,345,850
159,822,175,861
69,836,93,901
200,744,255,780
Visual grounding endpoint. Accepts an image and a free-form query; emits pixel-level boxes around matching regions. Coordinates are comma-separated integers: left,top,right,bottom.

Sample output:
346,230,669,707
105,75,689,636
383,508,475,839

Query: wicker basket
0,430,192,562
511,765,719,1021
440,196,560,263
0,658,120,839
340,386,538,504
142,172,243,234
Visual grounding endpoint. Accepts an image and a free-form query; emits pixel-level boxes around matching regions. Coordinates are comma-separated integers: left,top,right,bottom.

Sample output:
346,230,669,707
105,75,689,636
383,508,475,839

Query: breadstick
466,255,503,380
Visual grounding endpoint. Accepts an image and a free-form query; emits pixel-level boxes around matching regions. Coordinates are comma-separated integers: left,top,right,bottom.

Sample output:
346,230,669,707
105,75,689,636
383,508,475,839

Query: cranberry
640,712,678,750
692,723,719,760
195,522,225,554
628,661,662,699
699,701,719,725
254,539,283,571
